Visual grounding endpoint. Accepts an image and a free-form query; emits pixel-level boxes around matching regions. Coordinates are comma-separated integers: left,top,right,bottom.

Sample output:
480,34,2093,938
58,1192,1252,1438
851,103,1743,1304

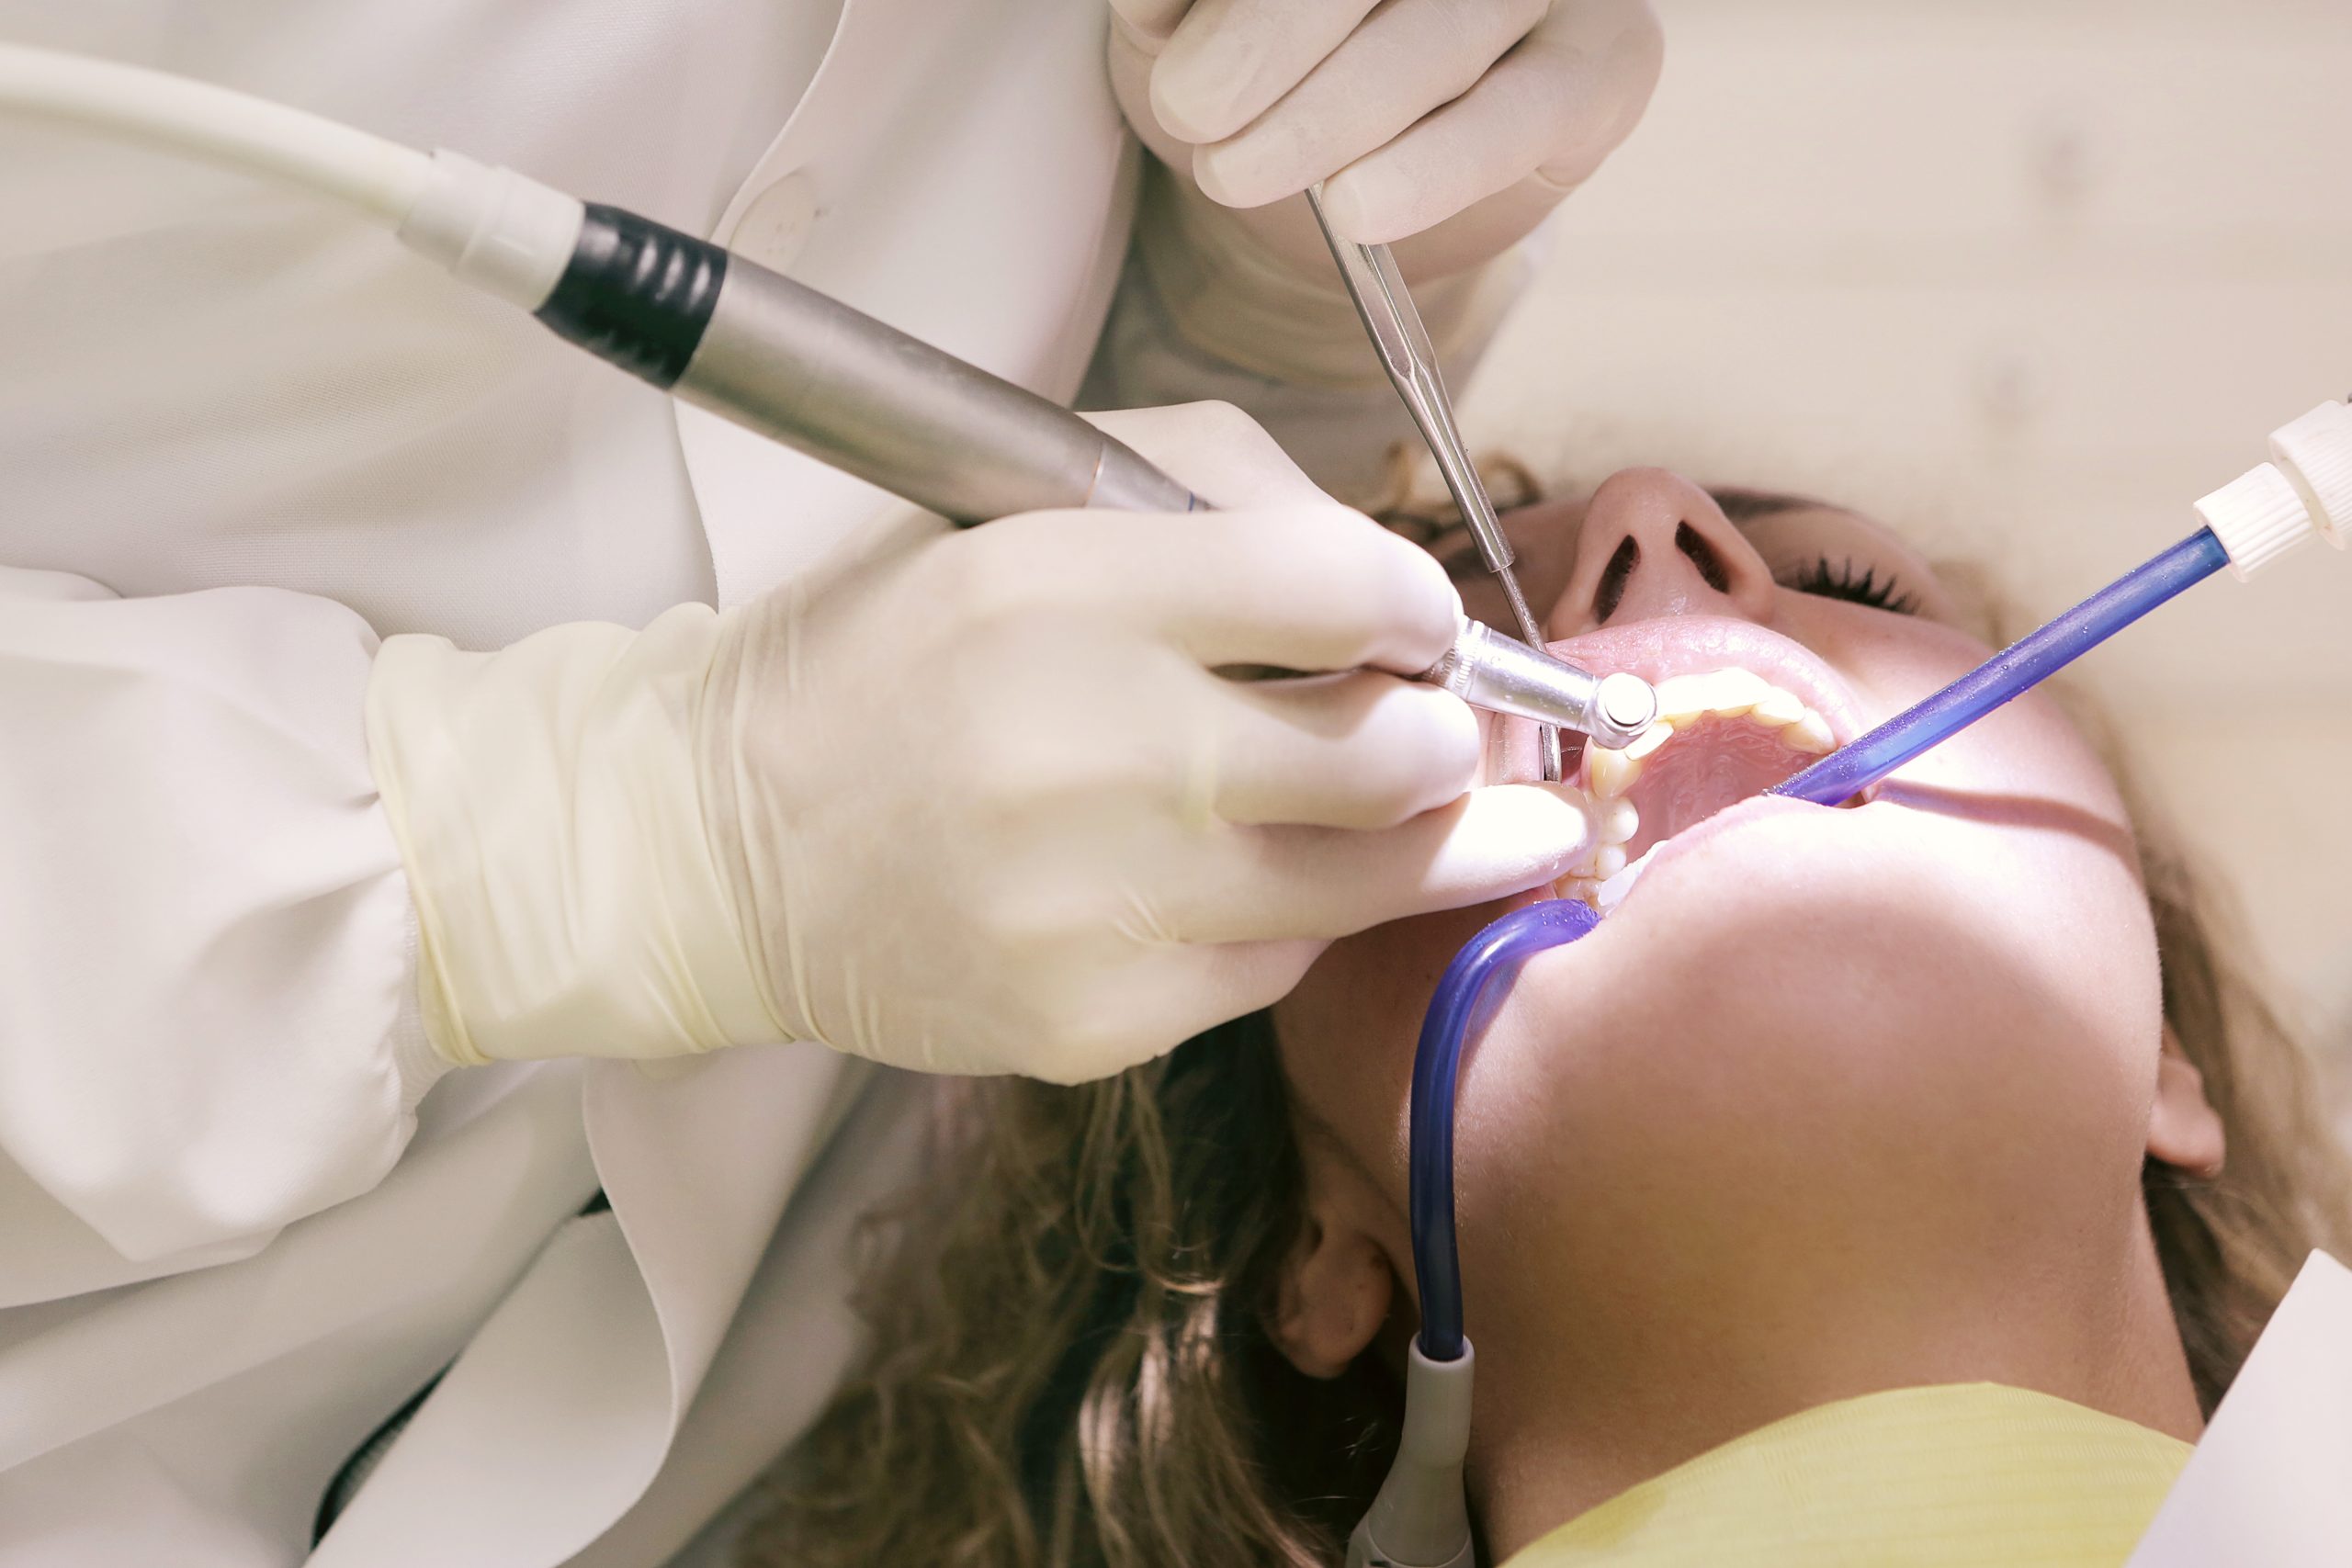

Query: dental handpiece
414,157,1657,746
496,180,1656,743
0,44,1655,746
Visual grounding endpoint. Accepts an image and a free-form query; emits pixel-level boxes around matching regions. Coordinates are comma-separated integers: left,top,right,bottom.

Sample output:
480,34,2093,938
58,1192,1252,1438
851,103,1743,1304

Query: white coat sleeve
0,563,447,1269
1078,161,1538,506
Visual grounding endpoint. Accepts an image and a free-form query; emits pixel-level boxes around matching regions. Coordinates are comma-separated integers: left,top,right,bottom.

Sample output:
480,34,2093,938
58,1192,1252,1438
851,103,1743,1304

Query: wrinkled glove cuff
366,607,786,1066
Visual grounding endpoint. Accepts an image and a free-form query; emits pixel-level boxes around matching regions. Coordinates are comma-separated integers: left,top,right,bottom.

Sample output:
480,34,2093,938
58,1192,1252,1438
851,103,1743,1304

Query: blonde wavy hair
737,469,2352,1568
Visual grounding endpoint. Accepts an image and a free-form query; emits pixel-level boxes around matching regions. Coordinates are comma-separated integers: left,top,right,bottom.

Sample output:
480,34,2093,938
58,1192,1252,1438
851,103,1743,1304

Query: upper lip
1549,616,1868,744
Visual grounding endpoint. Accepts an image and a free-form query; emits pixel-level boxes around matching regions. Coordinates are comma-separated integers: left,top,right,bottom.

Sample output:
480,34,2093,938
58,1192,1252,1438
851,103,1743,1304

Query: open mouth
1530,620,1866,908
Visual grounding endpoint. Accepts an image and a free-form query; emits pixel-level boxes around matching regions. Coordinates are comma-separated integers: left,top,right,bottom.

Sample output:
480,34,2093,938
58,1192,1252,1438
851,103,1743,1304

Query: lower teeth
1595,843,1662,911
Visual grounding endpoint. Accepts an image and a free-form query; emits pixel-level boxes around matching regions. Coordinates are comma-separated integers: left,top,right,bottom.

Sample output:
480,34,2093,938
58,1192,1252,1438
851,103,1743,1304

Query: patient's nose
1545,468,1778,637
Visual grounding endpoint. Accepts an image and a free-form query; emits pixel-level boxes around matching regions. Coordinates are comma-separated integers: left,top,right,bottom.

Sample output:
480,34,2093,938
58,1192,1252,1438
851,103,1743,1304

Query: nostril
1593,536,1639,622
1676,523,1731,592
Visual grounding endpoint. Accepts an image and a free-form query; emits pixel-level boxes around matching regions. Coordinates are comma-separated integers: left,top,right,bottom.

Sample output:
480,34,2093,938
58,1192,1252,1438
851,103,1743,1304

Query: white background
1461,0,2352,1089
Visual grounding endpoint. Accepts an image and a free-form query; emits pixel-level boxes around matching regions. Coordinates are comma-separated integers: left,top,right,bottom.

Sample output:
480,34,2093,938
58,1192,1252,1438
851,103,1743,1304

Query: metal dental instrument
0,40,1656,750
1303,185,1635,777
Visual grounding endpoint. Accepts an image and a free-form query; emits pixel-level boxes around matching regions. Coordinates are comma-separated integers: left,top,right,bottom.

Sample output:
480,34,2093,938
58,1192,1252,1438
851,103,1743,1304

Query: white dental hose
0,43,582,310
0,43,431,221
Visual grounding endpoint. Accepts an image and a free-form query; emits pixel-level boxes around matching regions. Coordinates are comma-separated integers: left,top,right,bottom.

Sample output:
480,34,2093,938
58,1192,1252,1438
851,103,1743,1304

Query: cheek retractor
1350,401,2352,1568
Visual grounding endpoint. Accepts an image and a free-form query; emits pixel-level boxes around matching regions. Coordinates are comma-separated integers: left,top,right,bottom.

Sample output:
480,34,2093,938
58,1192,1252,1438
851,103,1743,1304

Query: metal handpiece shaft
673,253,1196,522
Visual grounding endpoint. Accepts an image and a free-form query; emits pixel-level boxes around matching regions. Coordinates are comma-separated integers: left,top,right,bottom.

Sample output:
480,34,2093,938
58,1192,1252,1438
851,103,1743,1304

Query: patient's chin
1453,880,2158,1345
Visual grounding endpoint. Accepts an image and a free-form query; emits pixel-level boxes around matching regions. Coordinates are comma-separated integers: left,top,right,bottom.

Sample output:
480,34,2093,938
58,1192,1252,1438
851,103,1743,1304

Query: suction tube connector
1347,1340,1479,1568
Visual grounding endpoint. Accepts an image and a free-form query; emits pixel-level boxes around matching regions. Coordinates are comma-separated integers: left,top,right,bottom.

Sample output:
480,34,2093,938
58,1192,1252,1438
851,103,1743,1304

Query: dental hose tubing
11,43,1702,747
0,41,1195,521
1410,898,1600,1361
0,41,433,218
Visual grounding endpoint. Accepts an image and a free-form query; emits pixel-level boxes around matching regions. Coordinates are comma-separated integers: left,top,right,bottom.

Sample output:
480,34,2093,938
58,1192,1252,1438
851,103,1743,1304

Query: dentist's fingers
1126,507,1463,674
1179,782,1600,942
1193,0,1550,210
1317,3,1663,244
1146,0,1383,145
974,503,1458,678
1209,671,1483,830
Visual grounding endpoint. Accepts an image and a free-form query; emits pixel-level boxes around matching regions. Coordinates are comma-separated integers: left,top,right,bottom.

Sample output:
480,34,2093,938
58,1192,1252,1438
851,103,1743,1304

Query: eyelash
1785,556,1919,615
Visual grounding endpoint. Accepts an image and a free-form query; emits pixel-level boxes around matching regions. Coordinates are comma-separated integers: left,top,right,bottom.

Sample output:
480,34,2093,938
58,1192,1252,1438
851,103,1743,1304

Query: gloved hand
1108,0,1664,281
368,402,1600,1085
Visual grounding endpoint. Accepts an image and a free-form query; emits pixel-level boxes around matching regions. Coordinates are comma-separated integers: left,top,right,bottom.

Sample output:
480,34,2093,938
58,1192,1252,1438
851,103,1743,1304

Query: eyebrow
1706,486,1829,524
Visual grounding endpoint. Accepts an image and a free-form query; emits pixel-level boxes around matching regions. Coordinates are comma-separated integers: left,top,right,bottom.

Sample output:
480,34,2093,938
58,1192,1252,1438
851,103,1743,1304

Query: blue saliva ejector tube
1356,405,2352,1568
1774,428,2348,807
1770,526,2227,806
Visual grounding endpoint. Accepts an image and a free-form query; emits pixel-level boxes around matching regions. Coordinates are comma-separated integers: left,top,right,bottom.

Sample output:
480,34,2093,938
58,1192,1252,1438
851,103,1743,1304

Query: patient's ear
2146,1025,2226,1178
1270,1152,1395,1380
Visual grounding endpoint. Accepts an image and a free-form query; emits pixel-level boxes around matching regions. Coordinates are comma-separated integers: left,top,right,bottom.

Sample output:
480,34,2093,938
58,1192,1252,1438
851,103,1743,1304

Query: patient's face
1271,469,2173,1395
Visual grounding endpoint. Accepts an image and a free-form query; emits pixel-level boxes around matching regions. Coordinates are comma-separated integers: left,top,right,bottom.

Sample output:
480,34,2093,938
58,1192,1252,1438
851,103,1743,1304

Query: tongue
1622,716,1813,860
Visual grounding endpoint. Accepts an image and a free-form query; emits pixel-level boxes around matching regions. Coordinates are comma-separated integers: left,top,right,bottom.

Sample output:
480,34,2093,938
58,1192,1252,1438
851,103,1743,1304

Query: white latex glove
1109,0,1663,280
368,403,1599,1084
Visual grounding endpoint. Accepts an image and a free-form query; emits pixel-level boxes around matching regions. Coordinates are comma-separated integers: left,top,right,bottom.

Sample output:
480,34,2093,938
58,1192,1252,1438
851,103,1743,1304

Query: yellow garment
1504,1383,2190,1568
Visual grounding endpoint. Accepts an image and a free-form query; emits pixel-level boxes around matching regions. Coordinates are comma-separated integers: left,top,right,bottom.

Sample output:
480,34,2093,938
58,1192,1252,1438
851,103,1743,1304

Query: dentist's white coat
0,1,1204,1562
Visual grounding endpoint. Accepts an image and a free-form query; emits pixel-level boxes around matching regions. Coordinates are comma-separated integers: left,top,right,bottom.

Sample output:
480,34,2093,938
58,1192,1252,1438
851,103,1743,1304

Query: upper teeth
1585,669,1836,803
1555,668,1838,908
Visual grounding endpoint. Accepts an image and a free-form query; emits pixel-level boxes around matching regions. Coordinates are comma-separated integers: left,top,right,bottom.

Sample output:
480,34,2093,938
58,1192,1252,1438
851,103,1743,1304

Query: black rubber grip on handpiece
534,205,727,389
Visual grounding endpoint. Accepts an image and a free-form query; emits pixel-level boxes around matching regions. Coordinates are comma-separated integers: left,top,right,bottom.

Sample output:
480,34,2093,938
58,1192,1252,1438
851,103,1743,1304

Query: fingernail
1149,57,1225,143
1321,177,1406,247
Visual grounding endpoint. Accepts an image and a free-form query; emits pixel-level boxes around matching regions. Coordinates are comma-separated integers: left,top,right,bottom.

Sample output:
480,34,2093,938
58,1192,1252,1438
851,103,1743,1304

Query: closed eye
1783,556,1919,615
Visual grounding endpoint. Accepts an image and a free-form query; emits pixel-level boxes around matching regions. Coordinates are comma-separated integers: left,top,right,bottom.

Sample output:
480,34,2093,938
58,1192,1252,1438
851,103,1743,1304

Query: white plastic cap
396,148,583,311
2194,462,2315,581
2268,400,2352,548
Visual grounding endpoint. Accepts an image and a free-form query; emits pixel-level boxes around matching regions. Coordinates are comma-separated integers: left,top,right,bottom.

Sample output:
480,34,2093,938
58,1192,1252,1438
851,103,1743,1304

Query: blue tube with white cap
1768,527,2228,807
1774,415,2349,807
